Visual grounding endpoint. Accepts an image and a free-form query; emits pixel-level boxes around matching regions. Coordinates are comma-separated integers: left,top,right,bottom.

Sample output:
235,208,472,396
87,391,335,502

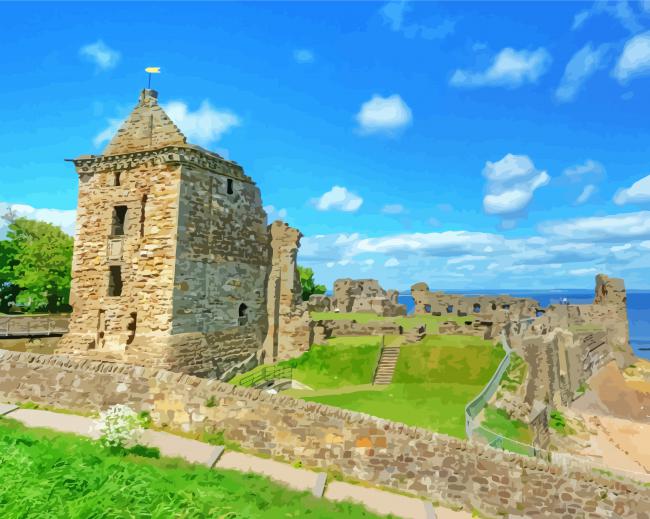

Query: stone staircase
373,346,401,385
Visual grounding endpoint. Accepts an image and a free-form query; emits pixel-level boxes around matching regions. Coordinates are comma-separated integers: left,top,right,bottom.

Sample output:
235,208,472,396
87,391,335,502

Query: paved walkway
0,403,472,519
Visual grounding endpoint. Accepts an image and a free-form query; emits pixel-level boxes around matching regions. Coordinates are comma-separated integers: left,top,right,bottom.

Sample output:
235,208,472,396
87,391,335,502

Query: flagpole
148,73,151,89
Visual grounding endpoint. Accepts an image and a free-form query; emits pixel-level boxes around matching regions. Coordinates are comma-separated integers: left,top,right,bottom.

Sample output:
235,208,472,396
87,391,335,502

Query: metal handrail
238,365,293,388
371,335,386,384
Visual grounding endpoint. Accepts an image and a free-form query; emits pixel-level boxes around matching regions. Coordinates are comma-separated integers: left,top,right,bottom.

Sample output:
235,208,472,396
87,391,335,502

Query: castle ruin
57,89,310,376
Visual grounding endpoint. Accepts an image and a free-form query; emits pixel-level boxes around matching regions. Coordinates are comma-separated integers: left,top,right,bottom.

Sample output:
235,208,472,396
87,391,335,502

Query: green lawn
309,312,473,333
302,335,504,438
481,406,532,444
230,336,382,389
0,418,383,519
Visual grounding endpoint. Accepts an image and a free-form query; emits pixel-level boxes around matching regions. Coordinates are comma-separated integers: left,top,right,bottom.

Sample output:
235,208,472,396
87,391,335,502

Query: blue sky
2,1,650,291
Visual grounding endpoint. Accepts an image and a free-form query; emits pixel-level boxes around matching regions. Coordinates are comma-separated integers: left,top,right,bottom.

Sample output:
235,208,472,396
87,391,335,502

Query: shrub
94,404,145,449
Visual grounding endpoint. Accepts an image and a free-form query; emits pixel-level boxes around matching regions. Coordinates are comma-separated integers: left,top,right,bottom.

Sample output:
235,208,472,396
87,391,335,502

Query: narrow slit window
108,266,123,296
126,312,137,344
112,206,128,236
227,178,234,195
140,195,147,237
114,172,121,186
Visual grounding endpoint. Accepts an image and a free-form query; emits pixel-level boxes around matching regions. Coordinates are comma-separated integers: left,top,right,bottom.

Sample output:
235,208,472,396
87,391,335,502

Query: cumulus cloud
79,40,120,70
381,203,405,214
450,47,551,89
0,202,76,238
555,43,609,102
384,257,400,267
576,184,596,205
614,31,650,83
264,205,288,222
541,211,650,241
613,174,650,205
293,49,314,64
482,154,550,218
356,94,412,135
313,186,363,212
164,100,240,146
380,0,455,40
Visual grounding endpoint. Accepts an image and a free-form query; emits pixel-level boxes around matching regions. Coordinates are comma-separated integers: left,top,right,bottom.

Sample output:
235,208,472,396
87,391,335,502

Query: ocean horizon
395,289,650,361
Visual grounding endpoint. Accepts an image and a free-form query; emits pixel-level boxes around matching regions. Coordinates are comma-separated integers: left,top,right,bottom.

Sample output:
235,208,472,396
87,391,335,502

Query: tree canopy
0,218,73,313
298,266,326,301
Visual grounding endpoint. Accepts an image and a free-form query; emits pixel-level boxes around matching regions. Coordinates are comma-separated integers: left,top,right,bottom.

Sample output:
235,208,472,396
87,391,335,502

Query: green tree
298,266,326,301
3,218,73,313
0,238,20,313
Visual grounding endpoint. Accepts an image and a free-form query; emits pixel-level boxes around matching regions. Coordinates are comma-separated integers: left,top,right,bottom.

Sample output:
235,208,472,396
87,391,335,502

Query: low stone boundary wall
316,319,403,338
1,349,649,518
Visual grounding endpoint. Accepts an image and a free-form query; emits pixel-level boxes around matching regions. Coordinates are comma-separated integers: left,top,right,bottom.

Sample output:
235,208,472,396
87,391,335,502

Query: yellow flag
145,67,160,73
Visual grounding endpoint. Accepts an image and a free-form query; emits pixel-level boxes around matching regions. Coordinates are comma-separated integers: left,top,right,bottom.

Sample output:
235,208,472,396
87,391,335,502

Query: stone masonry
1,349,649,519
57,89,309,377
331,278,407,316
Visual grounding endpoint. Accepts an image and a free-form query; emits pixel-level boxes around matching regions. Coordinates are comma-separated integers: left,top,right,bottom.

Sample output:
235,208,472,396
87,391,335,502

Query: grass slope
303,335,504,438
230,336,382,389
0,418,383,519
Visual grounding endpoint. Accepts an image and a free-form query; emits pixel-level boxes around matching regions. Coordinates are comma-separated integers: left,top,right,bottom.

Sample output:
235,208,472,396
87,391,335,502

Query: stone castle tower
58,89,310,376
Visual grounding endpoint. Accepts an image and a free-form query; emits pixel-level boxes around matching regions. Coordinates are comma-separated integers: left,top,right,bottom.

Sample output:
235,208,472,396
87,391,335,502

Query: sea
397,290,650,361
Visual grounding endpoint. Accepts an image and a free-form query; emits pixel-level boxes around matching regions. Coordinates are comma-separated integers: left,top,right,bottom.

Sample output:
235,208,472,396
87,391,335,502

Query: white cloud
79,40,120,70
164,100,240,146
0,202,76,238
555,43,609,102
326,262,335,268
293,49,314,64
614,174,650,205
576,184,596,205
93,117,124,148
482,154,550,217
380,1,455,40
611,243,632,252
381,203,404,214
564,159,605,180
572,1,642,34
314,186,363,212
356,94,412,135
447,255,488,265
569,267,598,276
614,31,650,83
541,211,650,241
456,264,475,271
264,205,288,222
450,47,551,89
384,257,400,267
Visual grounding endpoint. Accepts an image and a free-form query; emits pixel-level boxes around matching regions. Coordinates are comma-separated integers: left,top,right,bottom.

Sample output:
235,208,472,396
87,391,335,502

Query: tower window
126,312,137,345
446,305,454,314
112,206,128,236
114,172,121,186
227,178,234,195
108,266,123,296
473,303,481,313
238,303,248,326
140,195,147,237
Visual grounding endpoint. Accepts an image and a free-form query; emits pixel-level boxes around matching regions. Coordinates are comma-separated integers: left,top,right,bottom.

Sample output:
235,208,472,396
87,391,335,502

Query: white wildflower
94,404,144,449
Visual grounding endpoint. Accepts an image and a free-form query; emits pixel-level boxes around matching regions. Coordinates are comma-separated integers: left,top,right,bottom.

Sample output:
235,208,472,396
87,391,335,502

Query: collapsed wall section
262,221,312,362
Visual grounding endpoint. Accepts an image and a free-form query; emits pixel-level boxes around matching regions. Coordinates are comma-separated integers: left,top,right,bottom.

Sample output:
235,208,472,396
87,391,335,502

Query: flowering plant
94,404,144,449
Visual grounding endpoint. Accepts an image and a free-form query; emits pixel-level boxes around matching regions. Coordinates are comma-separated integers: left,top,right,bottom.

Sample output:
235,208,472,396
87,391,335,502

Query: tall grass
0,418,382,519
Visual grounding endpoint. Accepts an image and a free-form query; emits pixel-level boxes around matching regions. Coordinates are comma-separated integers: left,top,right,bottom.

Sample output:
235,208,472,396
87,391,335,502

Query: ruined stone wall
315,319,403,339
438,320,495,340
332,279,406,317
171,163,269,337
263,222,312,362
58,156,182,355
1,349,649,519
411,283,539,322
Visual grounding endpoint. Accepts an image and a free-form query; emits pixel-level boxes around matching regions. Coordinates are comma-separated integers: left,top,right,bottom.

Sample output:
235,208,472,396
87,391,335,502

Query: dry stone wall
1,349,649,519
